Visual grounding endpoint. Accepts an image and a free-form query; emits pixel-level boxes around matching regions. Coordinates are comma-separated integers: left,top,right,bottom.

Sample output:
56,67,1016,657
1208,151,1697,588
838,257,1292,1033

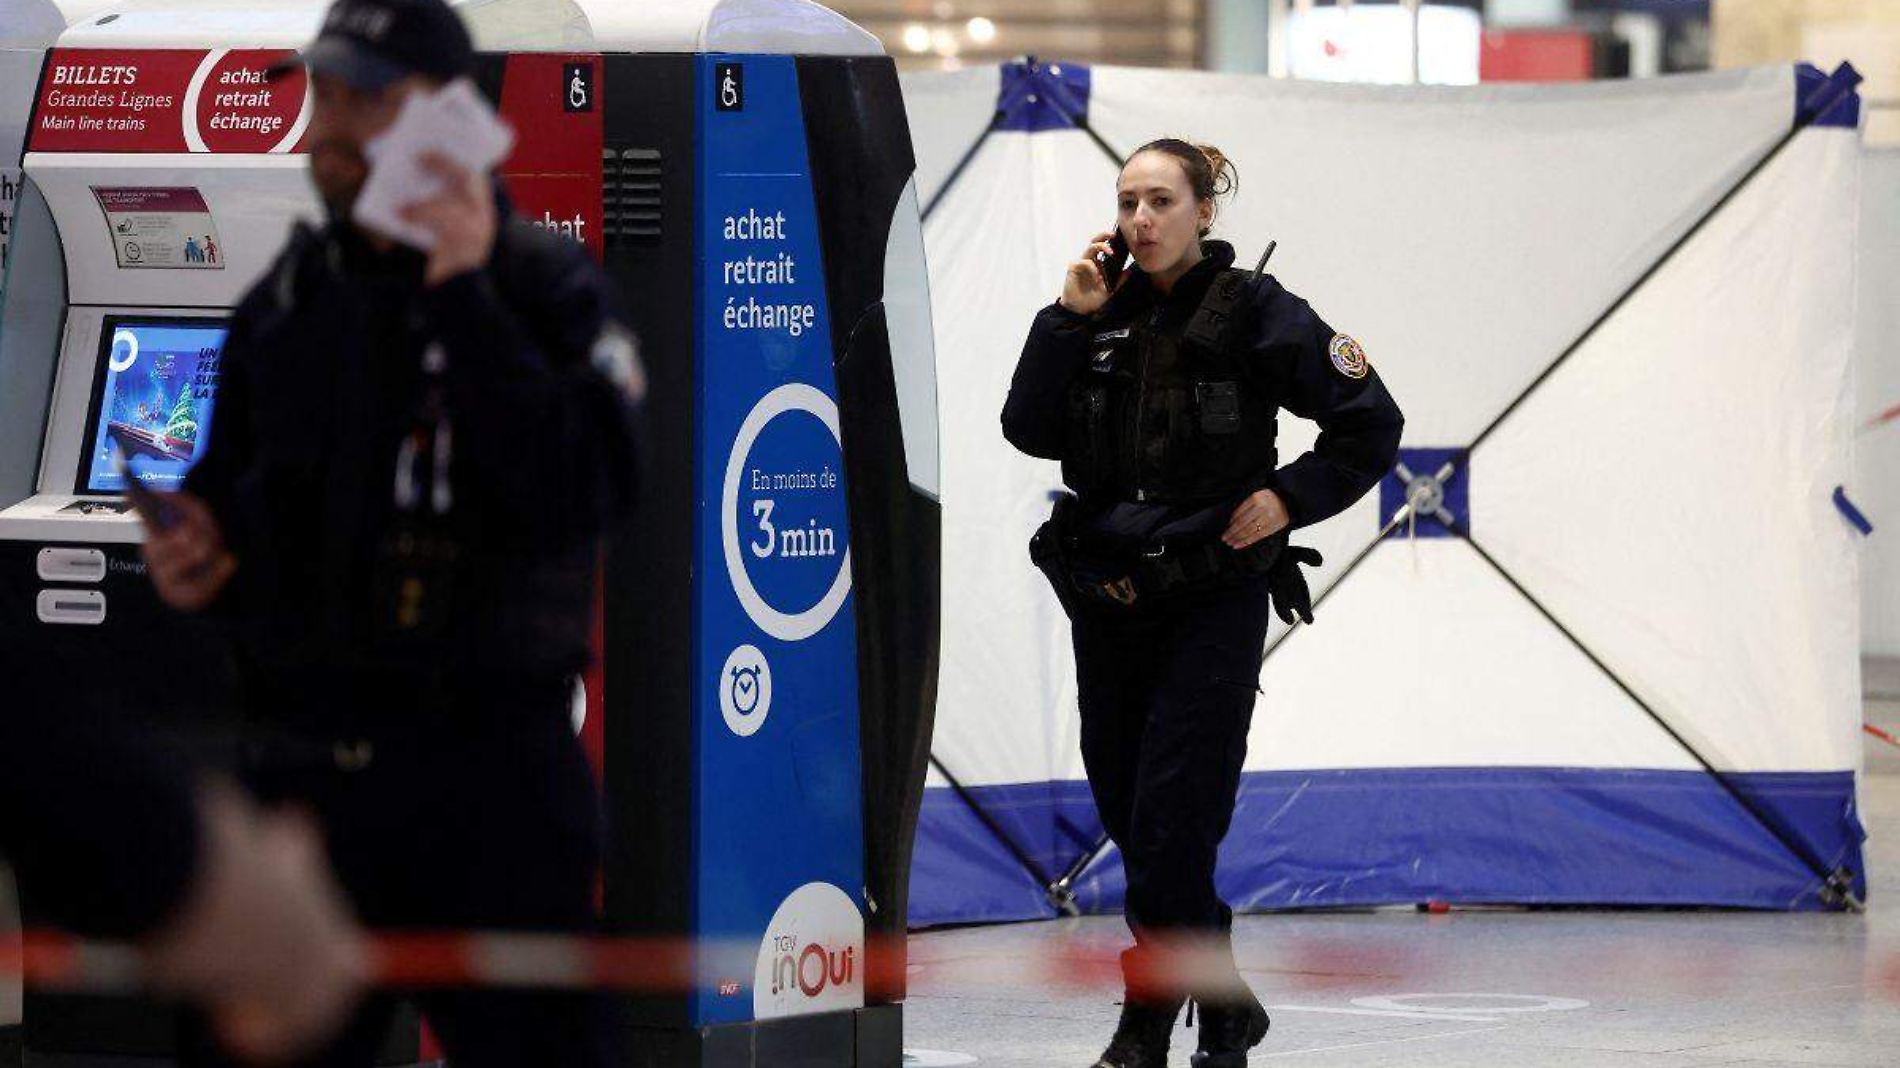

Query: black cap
269,0,474,89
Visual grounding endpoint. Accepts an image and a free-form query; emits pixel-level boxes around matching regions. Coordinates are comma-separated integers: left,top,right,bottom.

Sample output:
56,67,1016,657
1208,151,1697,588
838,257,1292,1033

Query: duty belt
1032,500,1285,610
1091,533,1283,607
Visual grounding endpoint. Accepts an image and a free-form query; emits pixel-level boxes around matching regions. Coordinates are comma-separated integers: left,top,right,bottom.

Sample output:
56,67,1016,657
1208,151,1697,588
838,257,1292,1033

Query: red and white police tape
0,928,1239,996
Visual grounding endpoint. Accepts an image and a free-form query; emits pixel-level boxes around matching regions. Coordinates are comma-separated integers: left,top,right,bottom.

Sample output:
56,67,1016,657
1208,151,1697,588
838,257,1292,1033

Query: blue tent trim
997,60,1092,133
908,766,1866,927
1796,62,1861,129
909,777,1101,926
1834,486,1874,536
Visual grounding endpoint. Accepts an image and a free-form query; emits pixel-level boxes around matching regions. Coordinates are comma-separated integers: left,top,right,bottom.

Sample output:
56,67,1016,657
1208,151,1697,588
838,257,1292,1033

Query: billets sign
31,48,308,154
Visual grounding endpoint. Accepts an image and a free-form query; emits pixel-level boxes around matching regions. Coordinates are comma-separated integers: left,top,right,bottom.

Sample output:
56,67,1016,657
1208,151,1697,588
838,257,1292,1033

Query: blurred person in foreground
1003,139,1402,1067
138,0,643,1063
0,711,364,1064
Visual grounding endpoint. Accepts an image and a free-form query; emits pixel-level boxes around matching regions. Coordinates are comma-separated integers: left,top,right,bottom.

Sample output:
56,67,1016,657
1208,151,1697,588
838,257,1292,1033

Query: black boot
1091,996,1183,1068
1092,946,1184,1068
1189,986,1270,1067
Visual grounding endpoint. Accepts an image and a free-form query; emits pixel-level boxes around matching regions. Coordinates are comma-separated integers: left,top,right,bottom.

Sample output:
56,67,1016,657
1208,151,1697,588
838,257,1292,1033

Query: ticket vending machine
0,2,940,1065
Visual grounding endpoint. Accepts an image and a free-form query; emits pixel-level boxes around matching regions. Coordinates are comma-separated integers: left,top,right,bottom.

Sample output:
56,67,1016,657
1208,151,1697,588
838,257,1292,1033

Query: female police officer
1001,140,1403,1068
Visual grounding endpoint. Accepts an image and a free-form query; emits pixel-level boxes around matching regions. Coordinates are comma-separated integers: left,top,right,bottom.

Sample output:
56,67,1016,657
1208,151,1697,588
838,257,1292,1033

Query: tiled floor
905,664,1900,1067
904,844,1900,1066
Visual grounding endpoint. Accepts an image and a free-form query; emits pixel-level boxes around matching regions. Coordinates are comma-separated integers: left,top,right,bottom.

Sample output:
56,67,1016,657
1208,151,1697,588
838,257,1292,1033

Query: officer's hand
140,491,237,613
1222,489,1291,549
144,783,367,1065
404,152,498,288
1059,231,1116,316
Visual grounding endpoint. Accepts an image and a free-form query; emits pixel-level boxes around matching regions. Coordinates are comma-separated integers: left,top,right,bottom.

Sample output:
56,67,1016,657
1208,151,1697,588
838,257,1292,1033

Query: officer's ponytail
1126,138,1239,236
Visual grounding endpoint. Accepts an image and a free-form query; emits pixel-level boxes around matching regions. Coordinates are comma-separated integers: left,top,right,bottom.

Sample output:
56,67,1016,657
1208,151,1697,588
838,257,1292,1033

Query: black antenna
1250,240,1277,282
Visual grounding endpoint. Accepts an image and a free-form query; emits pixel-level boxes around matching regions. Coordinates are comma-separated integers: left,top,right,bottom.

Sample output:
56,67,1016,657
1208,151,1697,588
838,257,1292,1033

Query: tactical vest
1062,269,1279,504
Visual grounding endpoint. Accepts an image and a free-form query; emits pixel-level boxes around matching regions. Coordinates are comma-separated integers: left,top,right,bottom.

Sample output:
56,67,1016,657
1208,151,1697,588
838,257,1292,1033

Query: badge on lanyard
373,341,459,642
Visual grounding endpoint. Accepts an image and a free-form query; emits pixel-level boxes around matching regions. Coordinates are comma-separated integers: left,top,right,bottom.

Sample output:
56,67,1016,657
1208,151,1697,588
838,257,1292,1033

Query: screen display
80,318,228,494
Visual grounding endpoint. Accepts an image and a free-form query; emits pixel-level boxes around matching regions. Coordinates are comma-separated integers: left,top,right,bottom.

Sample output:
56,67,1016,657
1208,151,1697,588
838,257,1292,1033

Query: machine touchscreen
76,317,228,495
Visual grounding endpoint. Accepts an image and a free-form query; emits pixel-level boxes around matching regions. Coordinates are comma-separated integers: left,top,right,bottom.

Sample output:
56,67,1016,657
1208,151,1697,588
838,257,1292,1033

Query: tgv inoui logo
754,882,864,1019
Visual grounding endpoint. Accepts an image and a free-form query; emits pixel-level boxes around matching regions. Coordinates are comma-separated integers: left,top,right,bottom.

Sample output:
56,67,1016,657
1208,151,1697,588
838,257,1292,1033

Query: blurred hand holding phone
113,448,181,532
352,79,515,251
120,448,238,611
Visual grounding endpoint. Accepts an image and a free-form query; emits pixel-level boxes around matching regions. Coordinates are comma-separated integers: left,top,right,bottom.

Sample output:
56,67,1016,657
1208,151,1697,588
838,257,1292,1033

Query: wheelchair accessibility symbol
562,62,593,112
720,644,773,738
715,62,744,112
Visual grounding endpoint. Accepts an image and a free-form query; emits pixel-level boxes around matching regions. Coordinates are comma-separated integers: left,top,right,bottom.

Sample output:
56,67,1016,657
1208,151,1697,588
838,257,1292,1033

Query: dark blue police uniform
179,196,642,1068
1003,240,1402,1067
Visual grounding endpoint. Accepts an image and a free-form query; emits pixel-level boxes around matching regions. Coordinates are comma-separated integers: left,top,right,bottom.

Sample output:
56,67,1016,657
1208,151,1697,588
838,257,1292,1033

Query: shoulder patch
591,321,647,405
1328,333,1369,380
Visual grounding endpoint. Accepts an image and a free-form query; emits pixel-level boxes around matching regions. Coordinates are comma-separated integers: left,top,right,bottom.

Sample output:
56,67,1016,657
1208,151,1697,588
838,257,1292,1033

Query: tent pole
1076,119,1126,169
926,753,1066,896
1047,832,1114,915
1448,519,1864,912
1257,497,1415,665
921,117,1002,223
1259,63,1864,667
1463,62,1861,458
922,60,1129,224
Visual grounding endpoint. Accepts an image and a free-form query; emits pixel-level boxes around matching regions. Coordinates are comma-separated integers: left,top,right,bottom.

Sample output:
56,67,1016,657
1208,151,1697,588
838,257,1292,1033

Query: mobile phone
112,448,181,531
1098,227,1130,291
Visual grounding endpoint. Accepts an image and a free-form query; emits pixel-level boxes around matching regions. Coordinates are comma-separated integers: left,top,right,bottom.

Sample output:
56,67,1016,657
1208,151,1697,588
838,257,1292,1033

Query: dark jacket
0,706,199,938
184,202,643,708
1002,241,1402,531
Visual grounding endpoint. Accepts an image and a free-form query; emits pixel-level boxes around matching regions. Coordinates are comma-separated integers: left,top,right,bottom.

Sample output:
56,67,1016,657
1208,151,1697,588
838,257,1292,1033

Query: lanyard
393,342,453,517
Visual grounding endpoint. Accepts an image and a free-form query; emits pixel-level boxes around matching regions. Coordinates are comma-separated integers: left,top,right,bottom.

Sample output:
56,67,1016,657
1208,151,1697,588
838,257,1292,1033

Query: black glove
1266,545,1323,625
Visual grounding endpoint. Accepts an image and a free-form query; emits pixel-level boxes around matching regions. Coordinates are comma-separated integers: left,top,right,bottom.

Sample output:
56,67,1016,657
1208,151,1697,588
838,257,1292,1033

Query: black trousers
182,683,611,1068
1068,575,1273,980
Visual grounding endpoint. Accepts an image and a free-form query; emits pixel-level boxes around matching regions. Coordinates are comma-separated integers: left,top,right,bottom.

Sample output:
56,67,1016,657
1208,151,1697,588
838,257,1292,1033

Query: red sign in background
1480,30,1597,83
30,48,308,153
492,54,608,783
497,53,604,264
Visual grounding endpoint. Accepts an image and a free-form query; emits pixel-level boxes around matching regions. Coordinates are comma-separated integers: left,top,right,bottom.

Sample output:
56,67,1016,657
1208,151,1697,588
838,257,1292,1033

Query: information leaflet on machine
92,187,223,270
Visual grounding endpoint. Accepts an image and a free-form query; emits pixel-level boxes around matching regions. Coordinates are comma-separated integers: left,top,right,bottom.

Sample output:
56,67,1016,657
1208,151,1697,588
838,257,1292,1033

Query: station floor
902,662,1900,1068
3,662,1897,1067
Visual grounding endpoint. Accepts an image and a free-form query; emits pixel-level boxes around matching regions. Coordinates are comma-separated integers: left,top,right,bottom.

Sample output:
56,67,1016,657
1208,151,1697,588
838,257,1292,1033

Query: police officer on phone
1003,139,1402,1068
137,0,642,1064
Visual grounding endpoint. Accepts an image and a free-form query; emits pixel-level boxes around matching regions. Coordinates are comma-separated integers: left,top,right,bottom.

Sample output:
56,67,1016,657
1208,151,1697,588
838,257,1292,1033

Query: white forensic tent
904,61,1868,926
1859,139,1900,661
